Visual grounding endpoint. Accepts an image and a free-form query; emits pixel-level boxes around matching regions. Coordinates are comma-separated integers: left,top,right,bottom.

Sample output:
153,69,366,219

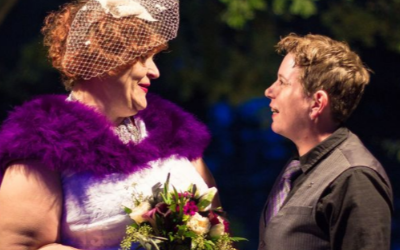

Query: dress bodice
61,156,209,249
0,94,211,250
60,98,209,249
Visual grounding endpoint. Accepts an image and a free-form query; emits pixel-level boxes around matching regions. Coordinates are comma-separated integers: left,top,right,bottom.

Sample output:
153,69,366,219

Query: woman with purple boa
0,0,220,249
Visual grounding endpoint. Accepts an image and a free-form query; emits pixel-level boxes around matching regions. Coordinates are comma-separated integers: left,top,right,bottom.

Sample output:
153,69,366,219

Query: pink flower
183,201,198,216
178,191,192,198
223,219,230,233
142,208,157,221
142,208,157,229
208,211,230,233
208,211,220,226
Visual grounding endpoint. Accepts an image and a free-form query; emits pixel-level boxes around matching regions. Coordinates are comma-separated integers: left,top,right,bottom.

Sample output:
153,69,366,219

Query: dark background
0,0,399,249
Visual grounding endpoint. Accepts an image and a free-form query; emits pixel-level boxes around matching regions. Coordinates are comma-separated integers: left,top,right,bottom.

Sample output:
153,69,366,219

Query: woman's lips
139,83,150,93
271,107,279,118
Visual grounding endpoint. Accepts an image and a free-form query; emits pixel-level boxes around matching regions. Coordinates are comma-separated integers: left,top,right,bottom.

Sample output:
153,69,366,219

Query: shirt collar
298,127,349,173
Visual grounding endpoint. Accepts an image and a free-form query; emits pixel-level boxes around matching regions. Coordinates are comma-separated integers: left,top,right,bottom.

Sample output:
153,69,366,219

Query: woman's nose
265,84,274,99
146,58,160,79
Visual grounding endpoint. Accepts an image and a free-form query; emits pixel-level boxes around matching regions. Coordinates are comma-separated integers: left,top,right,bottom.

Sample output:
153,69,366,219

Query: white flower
209,223,225,237
129,201,151,224
95,0,158,21
187,212,211,235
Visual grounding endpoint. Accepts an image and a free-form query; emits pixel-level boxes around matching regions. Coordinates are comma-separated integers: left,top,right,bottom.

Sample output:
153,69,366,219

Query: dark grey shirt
287,127,393,250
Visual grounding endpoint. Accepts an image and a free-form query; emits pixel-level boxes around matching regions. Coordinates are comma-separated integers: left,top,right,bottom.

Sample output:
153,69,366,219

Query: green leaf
184,231,197,238
163,173,171,195
186,183,194,193
204,241,215,250
124,206,133,214
161,192,171,205
229,237,248,241
171,204,178,214
191,184,198,198
197,187,217,211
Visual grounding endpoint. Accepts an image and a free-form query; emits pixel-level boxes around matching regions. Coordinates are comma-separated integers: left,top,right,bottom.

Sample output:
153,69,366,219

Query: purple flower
183,201,198,216
156,202,171,217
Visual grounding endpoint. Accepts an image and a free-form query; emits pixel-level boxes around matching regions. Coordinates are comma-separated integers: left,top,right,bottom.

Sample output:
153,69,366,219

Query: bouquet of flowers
120,174,246,250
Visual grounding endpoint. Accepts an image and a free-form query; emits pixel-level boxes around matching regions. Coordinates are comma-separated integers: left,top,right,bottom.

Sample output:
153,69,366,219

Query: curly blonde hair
276,33,370,124
42,0,167,90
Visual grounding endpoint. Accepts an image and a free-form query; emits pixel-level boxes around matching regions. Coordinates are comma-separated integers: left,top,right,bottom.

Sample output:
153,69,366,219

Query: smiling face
265,53,313,141
106,55,160,117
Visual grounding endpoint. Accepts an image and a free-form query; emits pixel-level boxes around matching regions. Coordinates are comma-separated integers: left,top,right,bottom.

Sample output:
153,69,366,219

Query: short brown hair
41,0,166,90
276,33,370,123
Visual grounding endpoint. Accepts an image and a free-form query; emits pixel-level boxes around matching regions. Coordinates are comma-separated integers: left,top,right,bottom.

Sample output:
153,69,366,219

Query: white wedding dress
60,117,209,249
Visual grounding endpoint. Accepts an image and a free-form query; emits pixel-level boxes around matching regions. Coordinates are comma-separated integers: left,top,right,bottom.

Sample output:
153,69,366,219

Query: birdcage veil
62,0,179,80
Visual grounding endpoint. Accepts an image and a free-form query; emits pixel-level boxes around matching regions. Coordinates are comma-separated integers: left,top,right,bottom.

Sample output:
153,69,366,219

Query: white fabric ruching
61,156,208,249
60,98,209,249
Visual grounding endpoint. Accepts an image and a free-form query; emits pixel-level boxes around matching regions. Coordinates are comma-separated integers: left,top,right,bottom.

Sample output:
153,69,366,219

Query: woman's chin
132,101,148,113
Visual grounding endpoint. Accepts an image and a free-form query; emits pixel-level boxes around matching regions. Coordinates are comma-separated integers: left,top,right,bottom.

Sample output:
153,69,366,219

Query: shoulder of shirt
333,166,387,184
328,166,393,207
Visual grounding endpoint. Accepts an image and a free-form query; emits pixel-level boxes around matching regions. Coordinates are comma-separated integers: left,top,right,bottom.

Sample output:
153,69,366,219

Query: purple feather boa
0,94,210,179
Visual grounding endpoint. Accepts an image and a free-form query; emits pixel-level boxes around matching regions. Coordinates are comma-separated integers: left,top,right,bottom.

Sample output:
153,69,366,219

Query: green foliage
120,224,158,250
217,0,400,52
320,1,400,51
219,0,266,28
196,187,217,211
289,0,318,18
322,5,381,47
120,175,247,250
219,0,318,28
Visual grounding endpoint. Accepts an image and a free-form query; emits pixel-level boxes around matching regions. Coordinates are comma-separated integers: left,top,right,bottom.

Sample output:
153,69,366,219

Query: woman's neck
71,80,133,125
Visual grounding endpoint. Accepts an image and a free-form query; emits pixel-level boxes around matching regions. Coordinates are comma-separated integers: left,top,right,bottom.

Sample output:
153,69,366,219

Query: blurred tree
2,0,400,104
218,0,400,50
159,0,400,105
218,0,318,28
1,0,400,249
1,0,399,160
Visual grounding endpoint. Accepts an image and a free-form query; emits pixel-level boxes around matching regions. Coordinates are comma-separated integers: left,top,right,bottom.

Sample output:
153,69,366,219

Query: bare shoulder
0,160,63,249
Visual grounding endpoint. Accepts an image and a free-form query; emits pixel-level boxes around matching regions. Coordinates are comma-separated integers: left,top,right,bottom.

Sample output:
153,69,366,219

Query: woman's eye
279,79,290,86
139,55,148,63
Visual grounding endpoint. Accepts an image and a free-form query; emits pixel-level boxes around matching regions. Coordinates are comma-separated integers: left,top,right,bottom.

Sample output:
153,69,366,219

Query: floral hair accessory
96,0,157,20
62,0,179,80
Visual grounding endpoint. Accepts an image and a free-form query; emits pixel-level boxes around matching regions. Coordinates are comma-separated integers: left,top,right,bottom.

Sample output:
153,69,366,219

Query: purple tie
264,160,302,224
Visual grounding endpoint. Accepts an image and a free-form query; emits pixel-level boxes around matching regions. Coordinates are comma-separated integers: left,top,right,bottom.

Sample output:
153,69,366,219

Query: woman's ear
310,90,329,120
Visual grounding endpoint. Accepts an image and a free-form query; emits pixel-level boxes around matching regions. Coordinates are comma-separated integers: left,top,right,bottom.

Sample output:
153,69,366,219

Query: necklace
115,117,142,144
67,93,141,144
